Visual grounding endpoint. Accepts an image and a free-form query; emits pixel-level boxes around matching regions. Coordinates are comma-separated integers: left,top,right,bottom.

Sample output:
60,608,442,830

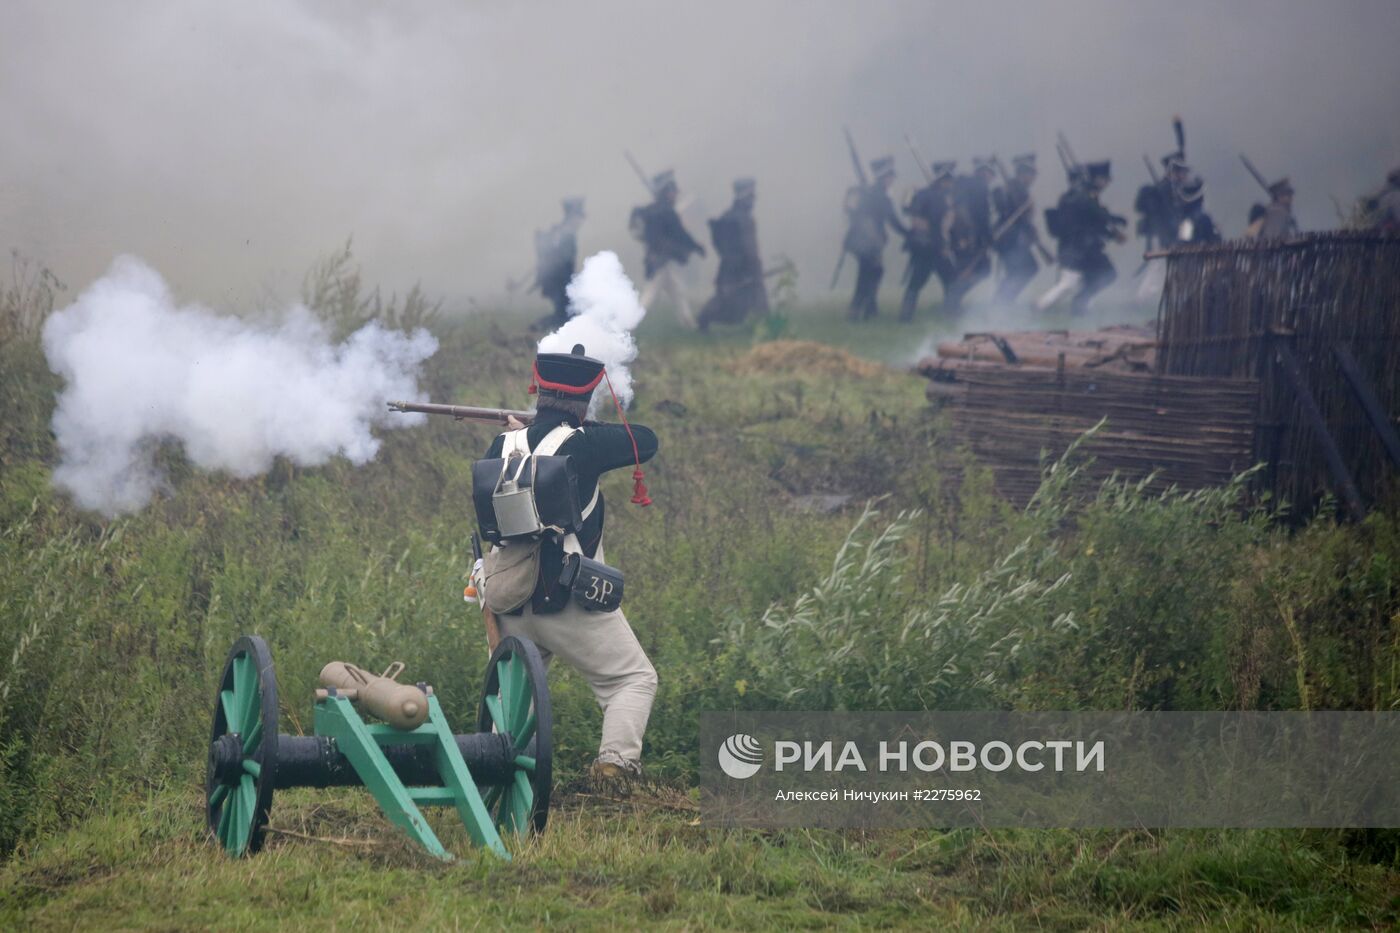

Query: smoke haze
43,256,438,514
4,1,1400,308
538,250,646,413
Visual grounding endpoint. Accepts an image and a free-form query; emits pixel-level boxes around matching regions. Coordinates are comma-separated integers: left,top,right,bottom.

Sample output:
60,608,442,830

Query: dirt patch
730,340,890,380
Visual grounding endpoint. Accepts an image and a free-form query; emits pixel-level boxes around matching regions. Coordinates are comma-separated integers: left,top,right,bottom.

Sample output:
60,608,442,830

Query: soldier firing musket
396,344,660,785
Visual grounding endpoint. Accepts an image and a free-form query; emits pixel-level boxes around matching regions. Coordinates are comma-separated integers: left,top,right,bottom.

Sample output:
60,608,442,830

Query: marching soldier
534,197,586,328
992,153,1046,303
843,155,907,320
945,157,997,310
632,170,706,327
1037,160,1126,314
1256,177,1299,239
1176,176,1221,244
899,160,956,321
484,345,660,782
698,178,769,331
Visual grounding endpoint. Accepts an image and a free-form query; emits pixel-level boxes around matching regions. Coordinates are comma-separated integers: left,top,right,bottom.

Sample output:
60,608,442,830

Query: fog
5,0,1399,310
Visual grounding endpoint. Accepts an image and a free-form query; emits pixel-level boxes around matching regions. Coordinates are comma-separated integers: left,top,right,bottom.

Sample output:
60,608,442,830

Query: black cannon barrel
272,733,519,789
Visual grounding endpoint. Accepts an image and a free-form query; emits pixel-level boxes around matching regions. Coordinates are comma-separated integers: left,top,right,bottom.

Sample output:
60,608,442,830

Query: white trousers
640,262,696,328
497,563,657,767
1035,268,1083,311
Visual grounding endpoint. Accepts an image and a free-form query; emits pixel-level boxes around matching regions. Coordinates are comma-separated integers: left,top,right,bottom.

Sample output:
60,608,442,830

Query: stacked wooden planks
948,367,1259,504
923,325,1158,375
1157,232,1400,511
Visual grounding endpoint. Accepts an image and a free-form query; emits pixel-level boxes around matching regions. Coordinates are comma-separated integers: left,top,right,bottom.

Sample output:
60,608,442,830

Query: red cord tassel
630,468,652,506
601,369,653,508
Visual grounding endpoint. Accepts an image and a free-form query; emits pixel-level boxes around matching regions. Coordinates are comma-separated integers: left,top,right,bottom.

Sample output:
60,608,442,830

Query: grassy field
3,259,1399,929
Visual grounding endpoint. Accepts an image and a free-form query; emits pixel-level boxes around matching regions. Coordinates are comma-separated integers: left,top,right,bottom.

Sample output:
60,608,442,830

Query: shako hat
972,155,996,174
531,343,606,401
1161,151,1187,171
530,344,653,507
562,197,586,216
1012,153,1036,172
932,160,957,180
733,177,756,197
1086,160,1112,181
652,169,677,193
870,155,896,179
1179,175,1205,203
1269,176,1294,196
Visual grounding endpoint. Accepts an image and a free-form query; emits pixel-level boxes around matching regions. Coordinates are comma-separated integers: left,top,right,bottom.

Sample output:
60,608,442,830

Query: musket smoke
538,250,646,413
42,256,438,515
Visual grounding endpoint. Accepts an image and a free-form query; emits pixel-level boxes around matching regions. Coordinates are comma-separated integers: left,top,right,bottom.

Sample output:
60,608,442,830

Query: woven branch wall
1156,233,1400,509
949,368,1259,505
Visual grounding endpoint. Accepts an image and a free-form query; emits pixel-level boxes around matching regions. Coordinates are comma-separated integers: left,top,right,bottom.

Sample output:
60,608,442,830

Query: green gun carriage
205,633,552,861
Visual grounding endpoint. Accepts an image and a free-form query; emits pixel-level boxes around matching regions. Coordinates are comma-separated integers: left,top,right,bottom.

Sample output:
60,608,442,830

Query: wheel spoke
508,769,534,833
218,788,236,849
220,689,239,734
506,655,531,735
242,716,263,756
495,658,513,727
483,694,507,734
242,759,262,778
234,774,257,854
514,754,536,772
513,710,536,751
210,782,229,809
482,785,502,812
233,654,258,734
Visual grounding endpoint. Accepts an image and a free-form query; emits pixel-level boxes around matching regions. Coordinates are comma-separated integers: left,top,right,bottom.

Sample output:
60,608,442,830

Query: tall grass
1,252,1397,864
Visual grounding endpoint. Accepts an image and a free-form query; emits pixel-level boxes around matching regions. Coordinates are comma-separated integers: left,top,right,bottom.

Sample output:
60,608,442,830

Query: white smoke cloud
538,250,646,412
41,255,439,515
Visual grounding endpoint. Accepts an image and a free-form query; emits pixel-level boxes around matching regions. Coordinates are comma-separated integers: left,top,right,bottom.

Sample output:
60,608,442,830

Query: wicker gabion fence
1156,232,1400,517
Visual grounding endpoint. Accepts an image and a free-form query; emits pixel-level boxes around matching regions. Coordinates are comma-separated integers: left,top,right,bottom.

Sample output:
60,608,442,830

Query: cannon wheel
476,636,552,835
206,635,280,856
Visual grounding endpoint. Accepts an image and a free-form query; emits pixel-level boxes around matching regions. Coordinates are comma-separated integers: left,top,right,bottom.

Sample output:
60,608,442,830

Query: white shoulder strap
498,424,600,520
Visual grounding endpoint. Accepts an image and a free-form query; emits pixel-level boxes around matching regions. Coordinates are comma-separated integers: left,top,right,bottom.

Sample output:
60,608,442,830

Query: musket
1172,114,1186,158
953,199,1034,282
1142,154,1161,187
387,401,535,426
1239,153,1273,195
1056,132,1081,172
831,126,870,289
624,150,656,196
991,154,1012,187
843,126,870,188
903,132,933,184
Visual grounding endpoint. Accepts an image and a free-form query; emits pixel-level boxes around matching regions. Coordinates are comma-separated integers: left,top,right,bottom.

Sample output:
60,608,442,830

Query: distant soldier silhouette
945,157,997,310
899,160,956,321
535,197,585,328
1176,176,1221,244
698,178,769,332
842,155,907,320
992,153,1046,304
632,170,706,327
1037,160,1126,314
1256,177,1299,240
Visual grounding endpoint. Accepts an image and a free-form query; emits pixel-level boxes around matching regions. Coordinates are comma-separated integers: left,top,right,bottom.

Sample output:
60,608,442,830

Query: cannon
205,634,551,861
